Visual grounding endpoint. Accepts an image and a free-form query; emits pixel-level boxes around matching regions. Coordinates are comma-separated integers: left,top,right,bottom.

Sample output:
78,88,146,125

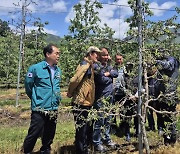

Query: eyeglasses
116,58,122,60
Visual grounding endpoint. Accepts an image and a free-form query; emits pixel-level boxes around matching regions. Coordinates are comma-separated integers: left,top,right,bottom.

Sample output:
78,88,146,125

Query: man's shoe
126,134,131,142
105,141,117,150
164,134,177,145
40,149,50,154
170,133,177,143
158,128,164,136
164,135,172,145
94,144,107,152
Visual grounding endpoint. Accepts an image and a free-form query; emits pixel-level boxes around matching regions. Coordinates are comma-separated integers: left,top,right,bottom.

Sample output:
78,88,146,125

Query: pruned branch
147,105,178,115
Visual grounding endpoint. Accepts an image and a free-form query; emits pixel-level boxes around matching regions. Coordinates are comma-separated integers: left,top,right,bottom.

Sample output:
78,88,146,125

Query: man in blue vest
22,44,62,154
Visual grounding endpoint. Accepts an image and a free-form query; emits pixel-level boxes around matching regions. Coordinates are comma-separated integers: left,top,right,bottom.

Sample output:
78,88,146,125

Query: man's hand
104,72,110,77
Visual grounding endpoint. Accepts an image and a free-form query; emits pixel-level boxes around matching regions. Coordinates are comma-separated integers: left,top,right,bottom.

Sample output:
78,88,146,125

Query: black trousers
114,94,136,136
73,104,92,154
147,101,157,131
113,94,125,126
156,101,176,131
23,111,57,153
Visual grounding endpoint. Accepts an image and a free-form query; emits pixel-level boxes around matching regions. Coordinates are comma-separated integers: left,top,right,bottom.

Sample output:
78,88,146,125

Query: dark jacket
133,72,165,99
94,63,118,101
157,56,179,93
148,75,165,98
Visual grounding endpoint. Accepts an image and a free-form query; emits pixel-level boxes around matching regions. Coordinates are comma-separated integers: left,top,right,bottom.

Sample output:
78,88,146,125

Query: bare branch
147,105,178,115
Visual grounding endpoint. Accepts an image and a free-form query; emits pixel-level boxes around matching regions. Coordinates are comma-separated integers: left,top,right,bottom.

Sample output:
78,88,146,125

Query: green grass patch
55,121,75,142
1,113,180,153
61,98,72,106
0,99,30,106
0,88,25,96
0,98,71,107
0,125,27,153
0,120,75,153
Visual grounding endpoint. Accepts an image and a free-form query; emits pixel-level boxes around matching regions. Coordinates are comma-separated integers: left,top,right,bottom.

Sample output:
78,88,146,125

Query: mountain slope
45,34,61,43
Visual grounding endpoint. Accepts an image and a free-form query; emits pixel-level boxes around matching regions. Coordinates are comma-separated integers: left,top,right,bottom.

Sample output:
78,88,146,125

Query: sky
0,0,179,39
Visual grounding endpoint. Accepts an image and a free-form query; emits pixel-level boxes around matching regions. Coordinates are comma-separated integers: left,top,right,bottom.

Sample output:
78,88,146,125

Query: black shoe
164,135,172,145
158,127,164,136
94,144,107,152
104,140,118,150
170,134,177,144
164,133,177,145
163,134,176,145
40,149,50,154
126,134,131,142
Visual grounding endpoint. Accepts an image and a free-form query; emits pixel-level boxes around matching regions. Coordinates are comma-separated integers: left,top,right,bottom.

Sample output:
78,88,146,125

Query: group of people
113,49,180,145
22,44,179,154
67,46,118,153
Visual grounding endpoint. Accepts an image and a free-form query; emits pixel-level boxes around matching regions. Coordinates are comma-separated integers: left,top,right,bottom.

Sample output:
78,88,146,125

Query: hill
45,34,62,43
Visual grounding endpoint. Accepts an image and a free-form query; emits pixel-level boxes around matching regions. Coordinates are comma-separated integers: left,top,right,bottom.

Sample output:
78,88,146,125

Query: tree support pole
16,0,26,107
137,0,143,153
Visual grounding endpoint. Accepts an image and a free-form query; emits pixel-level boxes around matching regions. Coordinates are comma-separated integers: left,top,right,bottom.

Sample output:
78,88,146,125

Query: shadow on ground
58,145,75,154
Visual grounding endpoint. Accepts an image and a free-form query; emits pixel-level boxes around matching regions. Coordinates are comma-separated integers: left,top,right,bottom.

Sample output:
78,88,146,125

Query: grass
0,99,30,106
0,88,25,96
0,97,71,107
0,115,75,154
0,89,180,153
0,125,27,153
0,94,73,153
1,106,180,154
61,97,72,106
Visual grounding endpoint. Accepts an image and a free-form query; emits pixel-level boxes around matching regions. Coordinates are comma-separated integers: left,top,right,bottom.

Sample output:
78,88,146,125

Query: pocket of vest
37,73,50,79
36,74,50,86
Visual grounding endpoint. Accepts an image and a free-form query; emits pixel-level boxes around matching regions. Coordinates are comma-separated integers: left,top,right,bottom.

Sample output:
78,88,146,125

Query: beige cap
87,46,101,53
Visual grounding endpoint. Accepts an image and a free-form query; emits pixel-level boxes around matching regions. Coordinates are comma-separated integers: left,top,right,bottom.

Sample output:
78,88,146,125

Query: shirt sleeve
68,63,90,96
24,66,35,99
157,57,175,71
95,66,118,85
109,67,118,78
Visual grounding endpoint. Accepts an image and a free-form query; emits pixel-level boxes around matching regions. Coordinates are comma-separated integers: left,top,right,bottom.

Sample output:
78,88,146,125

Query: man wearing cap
67,46,101,154
92,47,118,152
